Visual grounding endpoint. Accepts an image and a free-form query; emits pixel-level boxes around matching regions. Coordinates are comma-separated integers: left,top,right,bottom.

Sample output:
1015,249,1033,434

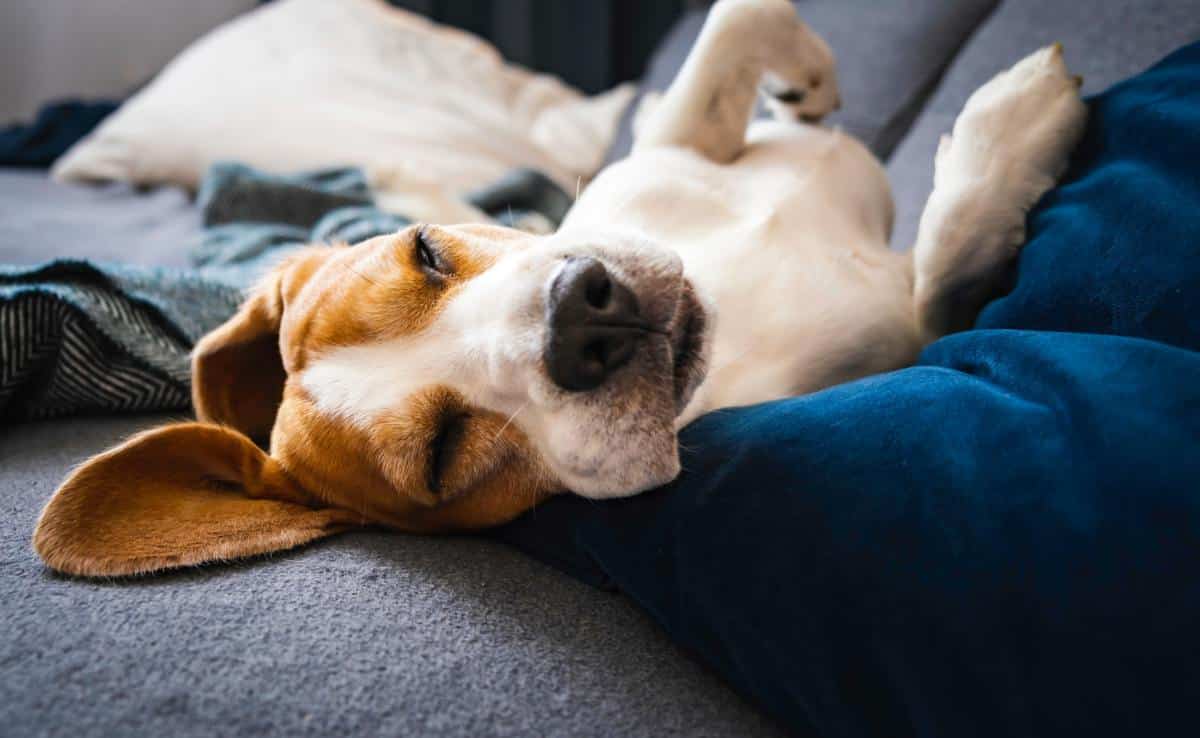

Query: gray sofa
3,2,1198,736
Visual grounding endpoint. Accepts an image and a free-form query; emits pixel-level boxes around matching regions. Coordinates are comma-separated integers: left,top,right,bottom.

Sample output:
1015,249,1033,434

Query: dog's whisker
341,260,382,287
493,401,528,444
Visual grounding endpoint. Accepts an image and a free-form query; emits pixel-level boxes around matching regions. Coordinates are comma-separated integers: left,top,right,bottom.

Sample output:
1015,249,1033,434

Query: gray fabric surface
604,0,998,164
887,0,1200,251
0,170,199,267
0,415,785,738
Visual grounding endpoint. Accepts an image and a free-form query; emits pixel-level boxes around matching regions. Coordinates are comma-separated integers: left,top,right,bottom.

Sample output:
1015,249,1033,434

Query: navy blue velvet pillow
494,43,1200,737
977,49,1200,350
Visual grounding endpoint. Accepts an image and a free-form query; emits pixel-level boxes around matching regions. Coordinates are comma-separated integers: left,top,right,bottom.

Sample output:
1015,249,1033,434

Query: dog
34,0,1087,577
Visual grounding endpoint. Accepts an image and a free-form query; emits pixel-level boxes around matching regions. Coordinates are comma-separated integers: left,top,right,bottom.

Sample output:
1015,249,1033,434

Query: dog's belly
567,123,921,422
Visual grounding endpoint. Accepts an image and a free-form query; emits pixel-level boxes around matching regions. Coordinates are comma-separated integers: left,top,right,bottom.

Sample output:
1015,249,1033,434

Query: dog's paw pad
759,67,838,125
762,84,807,105
760,84,822,123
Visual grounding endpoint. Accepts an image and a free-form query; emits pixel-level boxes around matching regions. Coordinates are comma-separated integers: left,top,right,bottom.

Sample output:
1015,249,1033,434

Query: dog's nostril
545,256,644,392
585,270,612,310
583,339,606,367
598,331,637,372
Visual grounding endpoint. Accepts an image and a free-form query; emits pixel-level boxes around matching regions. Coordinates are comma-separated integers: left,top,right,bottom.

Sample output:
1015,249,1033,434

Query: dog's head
34,223,711,576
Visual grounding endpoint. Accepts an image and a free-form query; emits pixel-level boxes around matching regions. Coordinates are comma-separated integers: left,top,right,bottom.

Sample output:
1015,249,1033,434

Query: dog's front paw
937,44,1088,210
912,46,1088,338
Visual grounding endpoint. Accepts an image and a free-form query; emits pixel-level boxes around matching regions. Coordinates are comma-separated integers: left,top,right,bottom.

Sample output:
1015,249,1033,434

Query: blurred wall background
0,0,256,120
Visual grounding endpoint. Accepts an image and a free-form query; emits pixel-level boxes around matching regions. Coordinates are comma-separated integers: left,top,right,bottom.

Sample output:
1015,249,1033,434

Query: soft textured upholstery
0,169,198,267
0,414,784,738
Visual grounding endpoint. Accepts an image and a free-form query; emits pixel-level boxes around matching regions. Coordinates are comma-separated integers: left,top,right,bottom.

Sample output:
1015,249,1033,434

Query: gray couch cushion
605,0,998,164
887,0,1200,251
0,170,199,267
0,415,784,737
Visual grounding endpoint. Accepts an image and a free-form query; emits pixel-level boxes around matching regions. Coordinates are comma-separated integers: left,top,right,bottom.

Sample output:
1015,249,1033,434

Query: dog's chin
542,278,712,500
557,452,682,500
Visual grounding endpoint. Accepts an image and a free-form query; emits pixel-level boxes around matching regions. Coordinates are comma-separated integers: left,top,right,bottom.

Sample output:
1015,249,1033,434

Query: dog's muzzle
544,256,663,392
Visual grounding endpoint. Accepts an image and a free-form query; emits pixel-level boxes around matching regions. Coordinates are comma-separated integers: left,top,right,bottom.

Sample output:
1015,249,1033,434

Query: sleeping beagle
34,0,1086,576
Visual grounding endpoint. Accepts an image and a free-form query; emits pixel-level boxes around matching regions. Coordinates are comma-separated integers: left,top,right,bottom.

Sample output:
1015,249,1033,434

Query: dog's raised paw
913,46,1090,338
941,43,1088,200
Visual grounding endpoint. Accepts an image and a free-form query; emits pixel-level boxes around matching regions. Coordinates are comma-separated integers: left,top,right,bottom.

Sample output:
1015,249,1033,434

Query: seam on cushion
878,0,1004,162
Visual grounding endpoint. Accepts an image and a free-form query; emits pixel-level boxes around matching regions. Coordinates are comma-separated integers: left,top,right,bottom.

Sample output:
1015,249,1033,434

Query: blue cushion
977,48,1200,349
495,42,1200,736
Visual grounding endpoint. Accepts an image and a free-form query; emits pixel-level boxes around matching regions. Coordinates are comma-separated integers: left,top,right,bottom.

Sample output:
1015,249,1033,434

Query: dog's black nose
545,257,643,392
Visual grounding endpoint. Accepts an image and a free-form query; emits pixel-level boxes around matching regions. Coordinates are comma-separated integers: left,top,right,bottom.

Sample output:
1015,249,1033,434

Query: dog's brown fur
34,225,558,577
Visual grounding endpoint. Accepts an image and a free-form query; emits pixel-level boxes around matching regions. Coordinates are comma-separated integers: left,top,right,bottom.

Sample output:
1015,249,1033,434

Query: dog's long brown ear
33,423,359,577
192,247,330,443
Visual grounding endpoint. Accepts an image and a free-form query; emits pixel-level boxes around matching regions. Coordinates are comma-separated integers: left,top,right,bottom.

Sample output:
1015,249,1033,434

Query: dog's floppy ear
192,247,333,443
33,423,359,577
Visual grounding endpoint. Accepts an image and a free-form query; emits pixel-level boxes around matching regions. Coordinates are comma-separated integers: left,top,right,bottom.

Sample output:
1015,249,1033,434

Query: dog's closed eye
415,226,452,278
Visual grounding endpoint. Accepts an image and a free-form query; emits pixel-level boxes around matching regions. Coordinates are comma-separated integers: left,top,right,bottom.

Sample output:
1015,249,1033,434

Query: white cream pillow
53,0,633,205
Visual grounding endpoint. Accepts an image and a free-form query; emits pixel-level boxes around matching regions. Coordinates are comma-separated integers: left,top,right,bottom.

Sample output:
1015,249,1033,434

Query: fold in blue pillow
495,42,1200,737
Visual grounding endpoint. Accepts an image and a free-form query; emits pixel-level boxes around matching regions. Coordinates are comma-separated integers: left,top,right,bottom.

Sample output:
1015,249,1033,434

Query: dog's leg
911,44,1087,338
634,0,839,164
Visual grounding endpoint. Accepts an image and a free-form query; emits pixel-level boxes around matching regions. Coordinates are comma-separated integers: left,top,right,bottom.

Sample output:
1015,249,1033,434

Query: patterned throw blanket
0,163,568,421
